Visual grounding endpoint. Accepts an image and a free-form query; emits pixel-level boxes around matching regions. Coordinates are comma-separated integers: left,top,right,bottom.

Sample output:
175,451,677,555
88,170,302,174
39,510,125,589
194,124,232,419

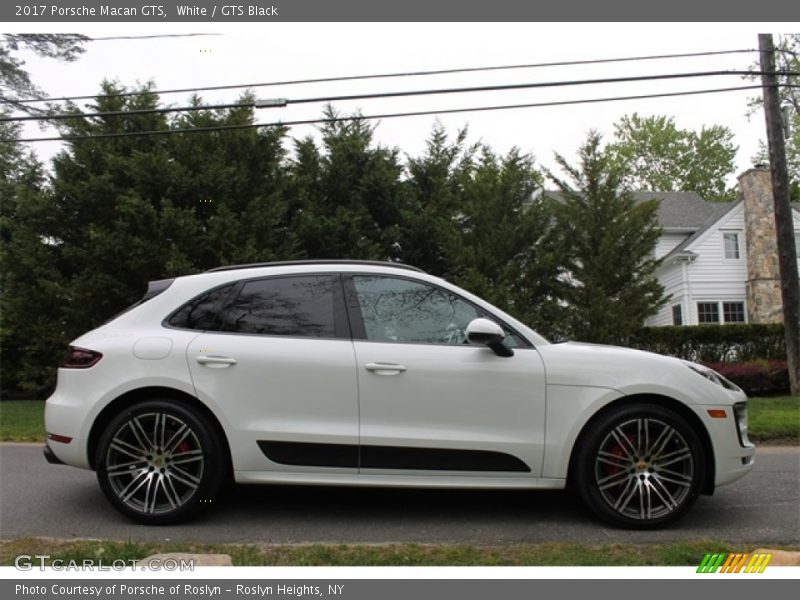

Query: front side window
697,302,720,324
222,275,337,337
723,232,740,259
352,276,481,345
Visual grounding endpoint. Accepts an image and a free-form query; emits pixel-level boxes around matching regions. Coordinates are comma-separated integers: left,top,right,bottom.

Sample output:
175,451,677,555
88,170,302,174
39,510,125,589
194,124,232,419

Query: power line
8,48,758,105
7,84,774,144
290,70,774,104
1,70,783,124
3,101,258,123
87,33,221,41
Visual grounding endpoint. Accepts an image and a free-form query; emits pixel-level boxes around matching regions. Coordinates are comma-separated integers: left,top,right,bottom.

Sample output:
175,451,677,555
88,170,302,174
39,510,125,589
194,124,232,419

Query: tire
95,399,227,525
573,403,706,529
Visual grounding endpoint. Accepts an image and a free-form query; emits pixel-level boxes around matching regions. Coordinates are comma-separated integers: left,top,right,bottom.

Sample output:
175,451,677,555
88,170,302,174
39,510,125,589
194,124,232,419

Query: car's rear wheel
95,399,226,524
574,403,706,529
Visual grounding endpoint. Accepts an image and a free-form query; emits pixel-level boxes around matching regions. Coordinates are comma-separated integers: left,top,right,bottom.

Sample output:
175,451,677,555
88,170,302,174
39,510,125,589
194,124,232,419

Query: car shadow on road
217,483,591,524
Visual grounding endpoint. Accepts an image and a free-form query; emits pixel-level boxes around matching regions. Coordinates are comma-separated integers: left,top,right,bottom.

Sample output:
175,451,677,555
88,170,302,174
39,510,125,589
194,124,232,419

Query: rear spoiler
102,278,175,325
143,278,174,301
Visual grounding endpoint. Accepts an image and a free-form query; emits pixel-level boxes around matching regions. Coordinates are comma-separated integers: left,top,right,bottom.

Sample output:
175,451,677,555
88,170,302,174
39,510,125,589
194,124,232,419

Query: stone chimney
739,168,783,323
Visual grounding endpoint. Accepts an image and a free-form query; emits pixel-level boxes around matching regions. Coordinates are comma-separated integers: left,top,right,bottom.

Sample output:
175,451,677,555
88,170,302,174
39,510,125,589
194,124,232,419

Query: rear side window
167,283,236,330
221,275,337,338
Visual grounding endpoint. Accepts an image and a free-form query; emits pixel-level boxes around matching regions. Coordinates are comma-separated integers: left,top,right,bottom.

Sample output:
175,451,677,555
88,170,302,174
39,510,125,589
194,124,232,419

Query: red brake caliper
605,434,636,483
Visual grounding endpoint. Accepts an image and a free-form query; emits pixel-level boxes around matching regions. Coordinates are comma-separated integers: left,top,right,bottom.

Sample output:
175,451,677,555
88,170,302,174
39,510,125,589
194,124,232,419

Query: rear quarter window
167,283,237,330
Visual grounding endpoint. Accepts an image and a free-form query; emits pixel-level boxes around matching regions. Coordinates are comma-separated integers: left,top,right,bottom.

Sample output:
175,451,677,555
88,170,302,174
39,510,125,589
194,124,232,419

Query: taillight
61,346,103,369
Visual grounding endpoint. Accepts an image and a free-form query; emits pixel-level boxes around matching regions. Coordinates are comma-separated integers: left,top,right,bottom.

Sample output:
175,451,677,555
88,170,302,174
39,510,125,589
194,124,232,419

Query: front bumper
696,402,755,488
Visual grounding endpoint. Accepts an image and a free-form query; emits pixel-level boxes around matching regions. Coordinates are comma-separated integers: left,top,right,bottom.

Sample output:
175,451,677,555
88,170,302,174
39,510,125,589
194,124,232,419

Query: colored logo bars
697,553,772,573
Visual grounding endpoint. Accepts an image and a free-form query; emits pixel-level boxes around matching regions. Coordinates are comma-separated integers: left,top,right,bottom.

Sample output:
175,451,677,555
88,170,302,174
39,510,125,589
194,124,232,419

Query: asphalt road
1,443,798,545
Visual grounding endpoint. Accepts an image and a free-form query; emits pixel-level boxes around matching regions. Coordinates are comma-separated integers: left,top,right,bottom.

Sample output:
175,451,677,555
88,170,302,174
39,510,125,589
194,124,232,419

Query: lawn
2,537,793,567
0,399,45,442
747,395,800,443
1,396,797,443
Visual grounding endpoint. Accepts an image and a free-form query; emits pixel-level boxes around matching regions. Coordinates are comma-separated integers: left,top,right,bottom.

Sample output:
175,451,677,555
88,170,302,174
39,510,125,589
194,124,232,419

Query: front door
346,274,547,478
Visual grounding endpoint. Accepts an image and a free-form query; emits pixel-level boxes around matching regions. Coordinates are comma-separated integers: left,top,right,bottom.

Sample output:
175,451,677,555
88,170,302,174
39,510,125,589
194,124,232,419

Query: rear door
182,273,359,474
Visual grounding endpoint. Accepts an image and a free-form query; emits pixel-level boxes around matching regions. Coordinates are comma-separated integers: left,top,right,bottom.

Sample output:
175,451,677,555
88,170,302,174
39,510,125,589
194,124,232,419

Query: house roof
542,190,743,264
542,190,734,230
542,191,799,240
629,191,733,230
662,199,742,260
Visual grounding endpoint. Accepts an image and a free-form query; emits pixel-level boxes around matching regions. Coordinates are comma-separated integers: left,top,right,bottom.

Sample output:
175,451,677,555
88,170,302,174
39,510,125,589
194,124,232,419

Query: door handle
196,355,237,367
364,362,407,375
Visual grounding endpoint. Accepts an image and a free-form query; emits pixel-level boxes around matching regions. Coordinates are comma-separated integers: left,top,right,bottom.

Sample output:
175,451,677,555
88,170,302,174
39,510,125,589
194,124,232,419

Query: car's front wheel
95,399,227,524
574,403,706,529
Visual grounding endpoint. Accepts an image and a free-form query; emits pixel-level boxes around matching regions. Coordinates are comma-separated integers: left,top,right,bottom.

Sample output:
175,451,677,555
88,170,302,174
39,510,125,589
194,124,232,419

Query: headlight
733,402,751,447
683,361,741,392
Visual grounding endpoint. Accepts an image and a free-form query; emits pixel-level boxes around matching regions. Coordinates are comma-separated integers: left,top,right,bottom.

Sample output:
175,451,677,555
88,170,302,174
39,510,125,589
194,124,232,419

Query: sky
7,23,799,188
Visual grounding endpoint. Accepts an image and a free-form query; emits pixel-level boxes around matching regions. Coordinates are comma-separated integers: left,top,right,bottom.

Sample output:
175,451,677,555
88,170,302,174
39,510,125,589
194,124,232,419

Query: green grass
3,538,794,567
2,397,798,443
0,400,45,442
747,395,800,443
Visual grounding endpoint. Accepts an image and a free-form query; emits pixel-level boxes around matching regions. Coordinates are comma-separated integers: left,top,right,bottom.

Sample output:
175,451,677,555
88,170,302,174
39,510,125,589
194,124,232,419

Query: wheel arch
87,386,233,475
566,393,716,495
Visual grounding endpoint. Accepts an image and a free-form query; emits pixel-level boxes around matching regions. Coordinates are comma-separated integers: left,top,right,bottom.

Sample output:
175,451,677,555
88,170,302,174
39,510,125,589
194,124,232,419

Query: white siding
655,233,690,259
647,262,686,327
648,206,800,327
683,203,747,323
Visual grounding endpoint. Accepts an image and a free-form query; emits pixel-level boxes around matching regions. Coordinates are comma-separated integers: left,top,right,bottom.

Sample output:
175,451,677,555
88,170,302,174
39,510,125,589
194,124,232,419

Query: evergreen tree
1,84,295,394
449,146,567,338
398,124,473,275
166,93,295,267
549,132,666,344
0,34,87,114
288,107,404,260
0,118,65,395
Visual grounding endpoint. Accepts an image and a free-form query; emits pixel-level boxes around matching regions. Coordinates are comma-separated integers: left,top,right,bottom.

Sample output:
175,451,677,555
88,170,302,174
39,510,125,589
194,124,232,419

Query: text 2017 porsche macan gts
44,261,754,527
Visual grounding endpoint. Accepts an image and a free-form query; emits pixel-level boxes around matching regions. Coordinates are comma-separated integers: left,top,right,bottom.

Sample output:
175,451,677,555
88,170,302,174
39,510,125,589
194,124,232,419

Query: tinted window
168,283,236,330
222,275,336,337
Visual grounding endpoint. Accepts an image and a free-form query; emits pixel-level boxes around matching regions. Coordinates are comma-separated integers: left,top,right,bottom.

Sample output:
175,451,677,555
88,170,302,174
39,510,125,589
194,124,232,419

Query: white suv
44,260,754,527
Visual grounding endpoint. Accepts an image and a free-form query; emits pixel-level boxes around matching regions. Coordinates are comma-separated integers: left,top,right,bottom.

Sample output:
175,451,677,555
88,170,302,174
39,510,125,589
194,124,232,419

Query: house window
697,302,720,324
723,302,746,323
672,304,683,326
723,232,740,259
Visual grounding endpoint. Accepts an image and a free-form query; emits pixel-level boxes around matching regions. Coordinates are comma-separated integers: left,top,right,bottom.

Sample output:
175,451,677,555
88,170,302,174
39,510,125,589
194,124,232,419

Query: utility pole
759,33,800,396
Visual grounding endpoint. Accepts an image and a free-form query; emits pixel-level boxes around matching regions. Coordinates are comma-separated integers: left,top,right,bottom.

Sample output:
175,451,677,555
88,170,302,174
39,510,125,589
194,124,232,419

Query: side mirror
466,318,514,357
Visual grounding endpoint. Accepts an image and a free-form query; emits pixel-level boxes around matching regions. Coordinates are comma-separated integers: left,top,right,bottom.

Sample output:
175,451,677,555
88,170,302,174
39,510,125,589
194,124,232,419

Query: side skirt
235,469,566,489
258,440,531,472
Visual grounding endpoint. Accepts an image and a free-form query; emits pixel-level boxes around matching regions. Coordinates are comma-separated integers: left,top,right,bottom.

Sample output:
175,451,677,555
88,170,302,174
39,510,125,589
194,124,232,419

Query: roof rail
206,260,425,273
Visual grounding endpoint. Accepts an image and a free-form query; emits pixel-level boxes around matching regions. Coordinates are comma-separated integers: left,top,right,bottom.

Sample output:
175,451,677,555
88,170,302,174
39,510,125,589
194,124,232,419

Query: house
644,168,800,327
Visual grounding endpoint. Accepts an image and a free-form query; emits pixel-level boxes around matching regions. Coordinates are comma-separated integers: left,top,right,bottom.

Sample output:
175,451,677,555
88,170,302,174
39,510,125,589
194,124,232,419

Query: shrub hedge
702,360,790,396
629,324,790,395
629,323,786,362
